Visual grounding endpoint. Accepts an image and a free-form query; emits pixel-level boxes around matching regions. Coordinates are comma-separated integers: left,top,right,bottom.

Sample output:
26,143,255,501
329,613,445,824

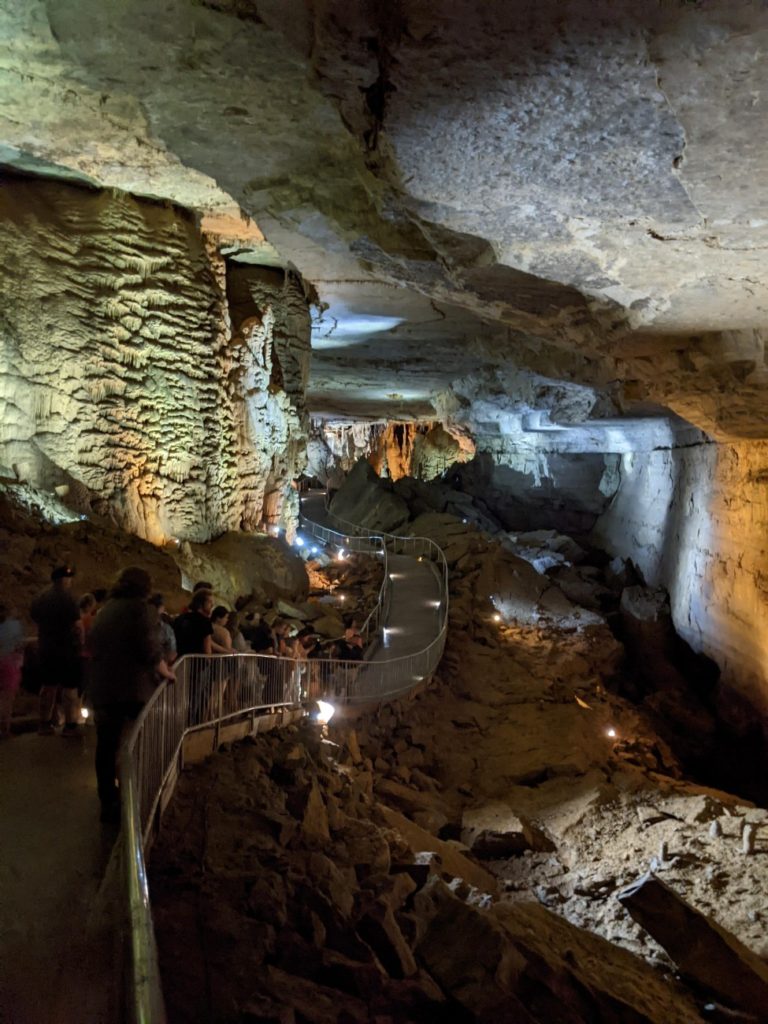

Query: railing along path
120,499,449,1023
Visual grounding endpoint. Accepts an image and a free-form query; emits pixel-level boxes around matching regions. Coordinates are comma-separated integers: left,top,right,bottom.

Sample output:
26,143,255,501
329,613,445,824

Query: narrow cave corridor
2,2,768,1022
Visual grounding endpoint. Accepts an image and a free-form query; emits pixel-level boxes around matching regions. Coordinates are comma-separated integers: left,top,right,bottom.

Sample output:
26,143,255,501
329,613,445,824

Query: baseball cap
51,565,76,581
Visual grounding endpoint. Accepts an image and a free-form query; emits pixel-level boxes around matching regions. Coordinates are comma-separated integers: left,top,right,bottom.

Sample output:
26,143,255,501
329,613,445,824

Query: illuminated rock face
307,420,474,487
594,440,768,721
0,176,309,543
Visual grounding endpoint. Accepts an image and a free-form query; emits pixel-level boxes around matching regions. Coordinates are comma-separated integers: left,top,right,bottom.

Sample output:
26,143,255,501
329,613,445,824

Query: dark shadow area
607,583,768,808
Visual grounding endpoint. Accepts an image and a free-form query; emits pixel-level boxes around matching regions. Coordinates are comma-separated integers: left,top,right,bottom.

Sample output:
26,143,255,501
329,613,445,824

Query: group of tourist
0,564,367,821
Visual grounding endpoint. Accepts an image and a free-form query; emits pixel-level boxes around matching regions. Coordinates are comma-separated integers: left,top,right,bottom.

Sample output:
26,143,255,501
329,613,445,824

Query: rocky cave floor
150,518,768,1024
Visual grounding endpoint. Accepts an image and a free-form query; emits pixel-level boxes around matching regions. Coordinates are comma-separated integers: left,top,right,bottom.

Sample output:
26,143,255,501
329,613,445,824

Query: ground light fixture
493,612,502,623
605,726,618,739
316,700,335,725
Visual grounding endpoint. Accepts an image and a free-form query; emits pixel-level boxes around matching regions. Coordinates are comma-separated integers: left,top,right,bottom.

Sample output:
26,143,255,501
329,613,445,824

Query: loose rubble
151,721,704,1024
151,513,768,1022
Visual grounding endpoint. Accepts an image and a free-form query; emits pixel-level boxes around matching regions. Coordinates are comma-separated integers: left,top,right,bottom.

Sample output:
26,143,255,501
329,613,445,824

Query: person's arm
202,634,213,656
211,627,232,654
157,658,175,683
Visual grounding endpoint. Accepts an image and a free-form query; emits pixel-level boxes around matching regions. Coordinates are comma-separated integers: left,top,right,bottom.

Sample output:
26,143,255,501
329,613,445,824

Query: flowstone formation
307,420,474,488
0,175,311,543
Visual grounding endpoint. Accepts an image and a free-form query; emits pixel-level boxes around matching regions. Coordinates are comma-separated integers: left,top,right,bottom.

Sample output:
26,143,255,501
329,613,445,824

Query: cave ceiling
1,0,767,437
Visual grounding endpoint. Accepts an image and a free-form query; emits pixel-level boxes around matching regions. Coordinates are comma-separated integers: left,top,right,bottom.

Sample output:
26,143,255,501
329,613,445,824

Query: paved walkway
0,730,116,1023
300,492,443,661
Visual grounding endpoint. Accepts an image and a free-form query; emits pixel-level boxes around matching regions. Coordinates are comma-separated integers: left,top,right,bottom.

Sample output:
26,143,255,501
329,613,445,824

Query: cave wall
0,174,309,543
593,440,768,721
455,441,619,535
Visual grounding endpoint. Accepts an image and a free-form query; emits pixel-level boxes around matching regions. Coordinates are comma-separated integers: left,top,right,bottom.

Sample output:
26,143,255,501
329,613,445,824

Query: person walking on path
0,603,24,738
30,565,81,736
88,567,174,823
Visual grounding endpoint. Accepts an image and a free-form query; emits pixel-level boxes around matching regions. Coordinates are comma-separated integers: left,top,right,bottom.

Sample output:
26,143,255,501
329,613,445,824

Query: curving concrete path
300,493,443,662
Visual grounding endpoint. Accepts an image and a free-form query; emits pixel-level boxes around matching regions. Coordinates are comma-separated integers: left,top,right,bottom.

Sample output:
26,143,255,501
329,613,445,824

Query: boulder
461,802,555,858
357,898,418,978
617,872,768,1017
312,614,345,638
414,880,703,1024
329,458,410,533
377,803,498,896
276,598,309,620
301,779,330,844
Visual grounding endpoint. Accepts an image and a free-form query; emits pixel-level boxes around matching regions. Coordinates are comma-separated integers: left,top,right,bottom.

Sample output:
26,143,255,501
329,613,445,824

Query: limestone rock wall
593,441,768,721
0,174,309,543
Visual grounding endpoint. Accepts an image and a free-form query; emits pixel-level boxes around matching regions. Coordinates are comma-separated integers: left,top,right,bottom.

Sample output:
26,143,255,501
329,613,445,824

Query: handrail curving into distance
120,505,449,1023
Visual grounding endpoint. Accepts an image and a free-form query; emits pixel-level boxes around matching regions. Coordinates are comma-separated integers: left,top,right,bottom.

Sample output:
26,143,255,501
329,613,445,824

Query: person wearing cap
88,567,175,823
30,566,81,736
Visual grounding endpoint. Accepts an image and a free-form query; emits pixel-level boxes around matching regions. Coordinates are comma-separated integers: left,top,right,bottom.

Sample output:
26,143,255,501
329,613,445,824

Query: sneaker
38,723,56,736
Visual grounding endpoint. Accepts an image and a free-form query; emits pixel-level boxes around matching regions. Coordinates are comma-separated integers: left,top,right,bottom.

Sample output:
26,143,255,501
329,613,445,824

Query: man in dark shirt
243,612,275,655
89,566,174,822
173,589,214,656
30,566,81,735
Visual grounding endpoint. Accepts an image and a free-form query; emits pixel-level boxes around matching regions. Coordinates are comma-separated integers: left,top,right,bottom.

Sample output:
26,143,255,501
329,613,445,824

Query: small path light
316,701,335,725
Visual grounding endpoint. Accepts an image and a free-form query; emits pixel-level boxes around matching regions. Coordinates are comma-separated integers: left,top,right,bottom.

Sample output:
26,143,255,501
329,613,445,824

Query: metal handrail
320,499,450,635
297,516,389,644
121,505,450,1023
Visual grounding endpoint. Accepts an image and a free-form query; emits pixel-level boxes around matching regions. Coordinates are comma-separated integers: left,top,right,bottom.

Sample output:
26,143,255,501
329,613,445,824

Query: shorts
0,654,22,693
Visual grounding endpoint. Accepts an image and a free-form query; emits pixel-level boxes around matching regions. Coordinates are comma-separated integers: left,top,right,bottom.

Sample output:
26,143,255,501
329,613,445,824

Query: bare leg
62,688,81,730
0,689,15,736
38,685,58,732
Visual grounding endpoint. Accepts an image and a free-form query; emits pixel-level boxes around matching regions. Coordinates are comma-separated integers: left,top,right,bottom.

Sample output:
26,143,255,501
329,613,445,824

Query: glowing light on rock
606,727,617,738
